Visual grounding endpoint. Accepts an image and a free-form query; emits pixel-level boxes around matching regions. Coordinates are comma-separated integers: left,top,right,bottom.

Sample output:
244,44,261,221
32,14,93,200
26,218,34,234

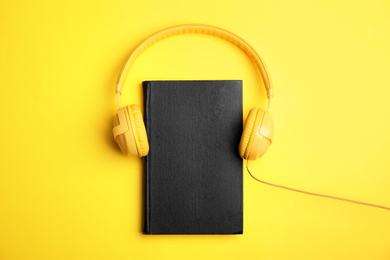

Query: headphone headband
116,24,274,111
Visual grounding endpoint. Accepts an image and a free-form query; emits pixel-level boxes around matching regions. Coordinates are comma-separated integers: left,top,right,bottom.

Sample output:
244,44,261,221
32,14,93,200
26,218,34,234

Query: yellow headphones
113,24,274,161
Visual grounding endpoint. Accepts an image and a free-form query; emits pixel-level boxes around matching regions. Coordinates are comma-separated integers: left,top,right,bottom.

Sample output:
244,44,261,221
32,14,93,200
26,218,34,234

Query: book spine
143,82,151,234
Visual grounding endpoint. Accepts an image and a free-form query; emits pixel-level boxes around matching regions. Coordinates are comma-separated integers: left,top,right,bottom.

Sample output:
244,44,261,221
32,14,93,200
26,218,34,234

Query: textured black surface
143,80,243,234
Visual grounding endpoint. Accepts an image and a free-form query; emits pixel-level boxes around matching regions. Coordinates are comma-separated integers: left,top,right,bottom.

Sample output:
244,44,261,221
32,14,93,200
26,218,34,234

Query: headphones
113,24,275,161
111,25,390,211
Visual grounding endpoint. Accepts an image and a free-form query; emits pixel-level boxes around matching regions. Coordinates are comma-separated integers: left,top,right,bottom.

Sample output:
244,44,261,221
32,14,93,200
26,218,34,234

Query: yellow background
0,0,389,259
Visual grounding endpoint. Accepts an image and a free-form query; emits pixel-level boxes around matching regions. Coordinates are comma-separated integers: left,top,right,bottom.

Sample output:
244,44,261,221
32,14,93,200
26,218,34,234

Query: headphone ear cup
239,108,274,160
128,105,149,157
113,110,129,155
112,105,149,157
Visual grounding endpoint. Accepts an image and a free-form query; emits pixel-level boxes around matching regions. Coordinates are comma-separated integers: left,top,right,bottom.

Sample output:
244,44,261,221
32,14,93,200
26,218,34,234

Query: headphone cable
246,161,390,211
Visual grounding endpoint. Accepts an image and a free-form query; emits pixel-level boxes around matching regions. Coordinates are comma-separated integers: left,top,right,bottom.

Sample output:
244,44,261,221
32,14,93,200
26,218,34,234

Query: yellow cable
246,160,390,211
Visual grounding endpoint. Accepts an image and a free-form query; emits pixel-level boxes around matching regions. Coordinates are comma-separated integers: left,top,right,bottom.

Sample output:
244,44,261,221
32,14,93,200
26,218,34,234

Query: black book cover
143,80,243,234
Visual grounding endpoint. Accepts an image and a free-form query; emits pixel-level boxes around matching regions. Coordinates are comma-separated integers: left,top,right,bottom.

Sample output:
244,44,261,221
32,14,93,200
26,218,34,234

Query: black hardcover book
143,80,243,234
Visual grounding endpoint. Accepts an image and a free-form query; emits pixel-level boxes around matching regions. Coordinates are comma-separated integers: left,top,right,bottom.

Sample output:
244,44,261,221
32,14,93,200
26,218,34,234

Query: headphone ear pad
239,108,274,160
128,105,149,157
239,108,260,159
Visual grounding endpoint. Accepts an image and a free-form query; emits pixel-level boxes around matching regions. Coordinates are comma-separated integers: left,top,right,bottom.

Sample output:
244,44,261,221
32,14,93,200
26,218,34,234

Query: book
143,80,243,234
